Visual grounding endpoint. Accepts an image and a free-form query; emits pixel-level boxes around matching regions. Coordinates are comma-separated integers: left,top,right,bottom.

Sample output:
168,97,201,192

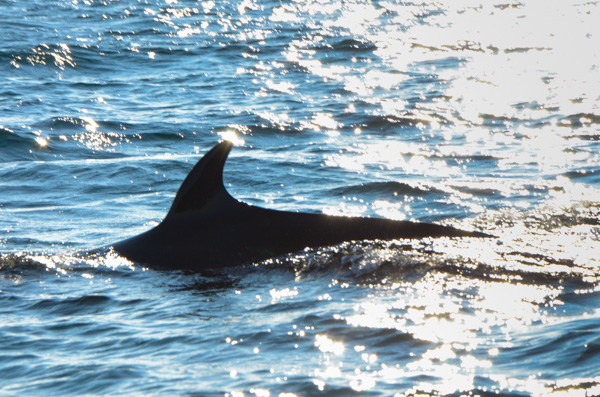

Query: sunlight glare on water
320,271,571,395
1,0,600,396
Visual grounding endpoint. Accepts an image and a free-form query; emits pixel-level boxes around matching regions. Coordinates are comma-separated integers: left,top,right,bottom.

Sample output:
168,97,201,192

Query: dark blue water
1,0,599,395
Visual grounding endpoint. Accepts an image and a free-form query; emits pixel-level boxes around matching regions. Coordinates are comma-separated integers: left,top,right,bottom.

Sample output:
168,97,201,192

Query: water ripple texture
1,0,599,396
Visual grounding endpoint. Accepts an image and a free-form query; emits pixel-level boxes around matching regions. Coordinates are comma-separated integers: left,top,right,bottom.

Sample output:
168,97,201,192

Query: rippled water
1,0,600,395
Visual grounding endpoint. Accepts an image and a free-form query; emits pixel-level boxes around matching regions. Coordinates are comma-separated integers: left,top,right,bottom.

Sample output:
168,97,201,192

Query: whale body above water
110,141,492,270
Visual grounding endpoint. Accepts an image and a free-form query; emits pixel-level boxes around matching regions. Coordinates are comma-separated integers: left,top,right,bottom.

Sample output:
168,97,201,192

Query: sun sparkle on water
3,0,600,396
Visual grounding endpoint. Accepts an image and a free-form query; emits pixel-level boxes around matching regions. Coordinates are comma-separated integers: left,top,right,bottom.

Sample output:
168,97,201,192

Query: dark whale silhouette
111,141,492,270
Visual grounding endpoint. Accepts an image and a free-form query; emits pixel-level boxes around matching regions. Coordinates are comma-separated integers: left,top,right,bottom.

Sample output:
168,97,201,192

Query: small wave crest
0,127,40,161
264,238,597,289
28,295,114,317
0,253,48,273
0,249,139,280
329,181,444,198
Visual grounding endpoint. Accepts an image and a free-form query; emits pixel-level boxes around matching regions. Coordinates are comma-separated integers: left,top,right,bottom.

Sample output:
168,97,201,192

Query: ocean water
1,0,600,395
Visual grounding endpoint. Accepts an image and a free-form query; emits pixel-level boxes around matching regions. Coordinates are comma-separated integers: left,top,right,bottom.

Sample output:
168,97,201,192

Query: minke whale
110,141,492,270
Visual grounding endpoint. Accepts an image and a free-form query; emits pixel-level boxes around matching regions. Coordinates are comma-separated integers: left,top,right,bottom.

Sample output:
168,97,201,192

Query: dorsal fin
166,140,236,217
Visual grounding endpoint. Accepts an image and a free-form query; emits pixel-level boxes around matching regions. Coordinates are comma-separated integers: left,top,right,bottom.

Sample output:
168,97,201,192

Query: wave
28,295,114,317
273,239,597,288
0,253,48,273
0,127,45,162
559,112,600,128
329,181,444,198
0,126,28,145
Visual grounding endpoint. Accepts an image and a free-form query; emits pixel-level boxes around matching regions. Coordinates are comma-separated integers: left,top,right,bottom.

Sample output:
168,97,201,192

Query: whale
110,141,492,270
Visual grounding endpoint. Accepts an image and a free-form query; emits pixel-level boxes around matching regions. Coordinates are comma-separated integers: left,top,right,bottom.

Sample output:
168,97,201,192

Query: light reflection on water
275,202,599,395
2,0,600,395
2,211,599,395
301,264,593,395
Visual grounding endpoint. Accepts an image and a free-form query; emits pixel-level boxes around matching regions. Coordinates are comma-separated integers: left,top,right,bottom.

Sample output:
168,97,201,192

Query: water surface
1,0,599,395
